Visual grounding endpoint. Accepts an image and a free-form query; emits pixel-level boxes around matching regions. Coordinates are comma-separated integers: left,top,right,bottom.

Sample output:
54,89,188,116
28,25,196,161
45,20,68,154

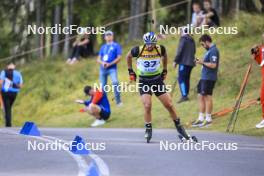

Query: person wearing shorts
138,73,167,97
197,79,215,96
192,34,219,127
126,32,195,142
75,85,110,127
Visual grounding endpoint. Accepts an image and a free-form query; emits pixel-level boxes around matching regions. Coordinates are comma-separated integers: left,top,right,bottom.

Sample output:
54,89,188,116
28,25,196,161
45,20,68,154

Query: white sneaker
256,119,264,129
116,102,123,107
90,119,106,127
70,58,77,65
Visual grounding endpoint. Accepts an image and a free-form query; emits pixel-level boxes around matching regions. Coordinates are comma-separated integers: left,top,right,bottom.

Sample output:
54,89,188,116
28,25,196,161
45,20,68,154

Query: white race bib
137,58,161,74
103,55,109,61
3,78,12,92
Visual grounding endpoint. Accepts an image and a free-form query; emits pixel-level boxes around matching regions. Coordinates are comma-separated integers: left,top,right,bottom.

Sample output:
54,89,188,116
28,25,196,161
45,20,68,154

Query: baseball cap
105,30,114,36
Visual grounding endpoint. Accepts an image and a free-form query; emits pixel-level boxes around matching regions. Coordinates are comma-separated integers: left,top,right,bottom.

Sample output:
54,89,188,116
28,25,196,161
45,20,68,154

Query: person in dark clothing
173,28,196,103
66,33,94,65
202,0,220,27
0,62,23,127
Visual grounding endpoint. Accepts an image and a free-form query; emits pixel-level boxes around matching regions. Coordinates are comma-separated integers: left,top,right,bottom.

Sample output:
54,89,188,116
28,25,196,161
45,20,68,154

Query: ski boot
144,123,152,143
174,118,198,143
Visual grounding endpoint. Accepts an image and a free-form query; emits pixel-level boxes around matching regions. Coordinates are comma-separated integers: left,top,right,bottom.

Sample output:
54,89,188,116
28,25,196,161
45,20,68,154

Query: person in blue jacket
76,85,111,127
0,62,23,127
97,30,122,106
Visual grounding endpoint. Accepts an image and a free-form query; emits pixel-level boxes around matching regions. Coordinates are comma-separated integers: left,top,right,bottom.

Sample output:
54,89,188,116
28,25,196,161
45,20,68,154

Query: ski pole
212,98,258,118
228,84,246,132
231,87,246,132
226,64,252,132
226,63,252,132
226,62,252,132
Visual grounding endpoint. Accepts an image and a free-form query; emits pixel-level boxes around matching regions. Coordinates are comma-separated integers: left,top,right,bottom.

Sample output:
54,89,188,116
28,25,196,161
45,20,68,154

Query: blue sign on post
19,121,41,136
70,135,90,155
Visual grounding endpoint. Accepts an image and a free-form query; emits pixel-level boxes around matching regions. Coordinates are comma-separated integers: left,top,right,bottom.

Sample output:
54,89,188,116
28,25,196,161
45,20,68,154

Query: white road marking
2,127,264,176
44,135,110,176
89,154,110,176
30,135,88,176
0,129,110,176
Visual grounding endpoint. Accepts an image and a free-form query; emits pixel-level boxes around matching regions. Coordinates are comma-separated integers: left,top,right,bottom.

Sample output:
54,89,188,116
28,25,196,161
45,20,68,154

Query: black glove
128,68,136,81
161,69,167,80
251,46,259,55
251,48,256,55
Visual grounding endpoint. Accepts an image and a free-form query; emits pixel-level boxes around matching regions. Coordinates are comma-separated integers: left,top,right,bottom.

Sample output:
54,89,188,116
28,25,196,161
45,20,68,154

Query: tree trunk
128,0,147,41
212,0,223,15
36,0,45,58
150,0,156,31
240,0,258,12
259,0,264,12
11,0,20,34
51,3,62,57
228,0,239,16
63,0,74,57
11,0,20,56
186,0,191,24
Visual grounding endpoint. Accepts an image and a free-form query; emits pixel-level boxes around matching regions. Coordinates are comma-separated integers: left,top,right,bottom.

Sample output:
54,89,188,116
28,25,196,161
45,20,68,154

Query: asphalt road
0,128,264,176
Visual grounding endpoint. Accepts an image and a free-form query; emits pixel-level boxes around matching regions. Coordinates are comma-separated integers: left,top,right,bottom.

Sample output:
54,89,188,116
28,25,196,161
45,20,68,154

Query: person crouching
76,85,111,127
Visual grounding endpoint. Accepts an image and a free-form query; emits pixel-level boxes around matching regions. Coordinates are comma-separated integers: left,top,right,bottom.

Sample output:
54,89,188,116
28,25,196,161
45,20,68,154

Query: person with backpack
0,62,23,127
126,32,197,143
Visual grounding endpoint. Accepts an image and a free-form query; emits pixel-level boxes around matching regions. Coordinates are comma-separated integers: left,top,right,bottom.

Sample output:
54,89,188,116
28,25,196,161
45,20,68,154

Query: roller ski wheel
191,136,198,142
178,135,198,143
145,128,152,143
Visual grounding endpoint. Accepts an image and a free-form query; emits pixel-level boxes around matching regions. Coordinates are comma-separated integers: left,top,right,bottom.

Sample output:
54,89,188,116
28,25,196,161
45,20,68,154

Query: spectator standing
97,31,122,106
0,62,23,127
192,34,220,127
173,28,196,103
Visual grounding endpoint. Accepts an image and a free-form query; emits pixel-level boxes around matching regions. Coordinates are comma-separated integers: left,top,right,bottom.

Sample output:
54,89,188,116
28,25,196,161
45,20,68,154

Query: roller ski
144,123,152,143
178,134,198,143
174,119,198,143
